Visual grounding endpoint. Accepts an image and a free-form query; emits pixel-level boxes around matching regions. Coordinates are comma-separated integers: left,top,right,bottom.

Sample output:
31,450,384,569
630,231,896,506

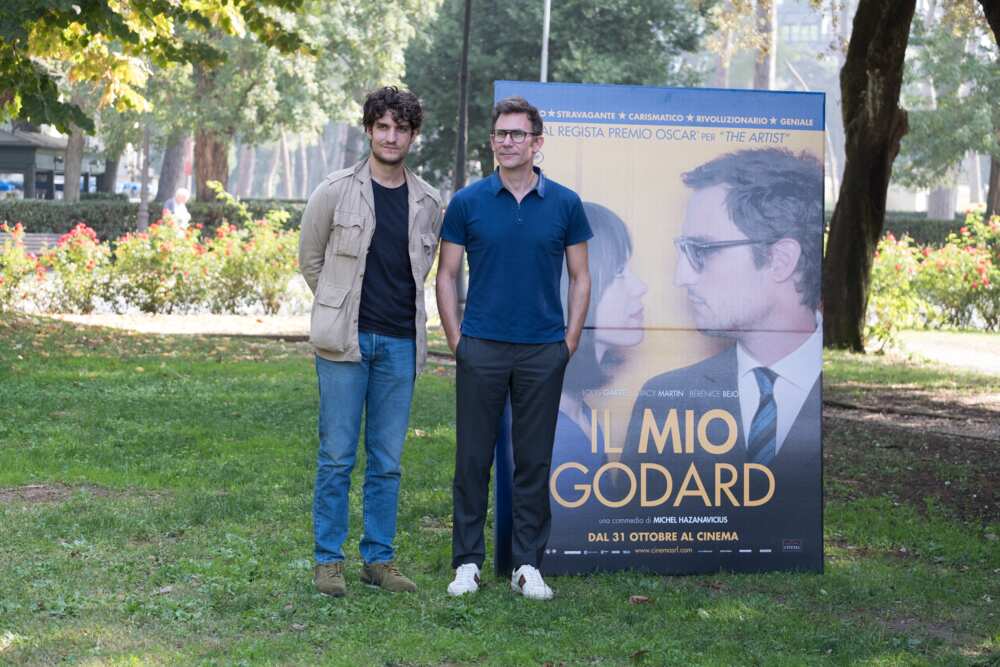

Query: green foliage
916,213,999,330
2,200,300,315
896,17,1000,189
39,223,111,314
403,0,712,182
824,210,965,245
0,0,307,131
79,192,129,202
0,199,305,241
865,233,924,349
201,182,299,314
866,212,1000,346
0,200,138,241
0,222,41,310
881,215,966,245
106,220,209,314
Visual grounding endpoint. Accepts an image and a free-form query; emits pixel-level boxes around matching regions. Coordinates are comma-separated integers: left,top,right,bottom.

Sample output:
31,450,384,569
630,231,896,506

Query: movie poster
493,81,825,574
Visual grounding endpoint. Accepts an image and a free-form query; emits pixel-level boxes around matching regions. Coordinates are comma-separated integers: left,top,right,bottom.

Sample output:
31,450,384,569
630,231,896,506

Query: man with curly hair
299,86,443,596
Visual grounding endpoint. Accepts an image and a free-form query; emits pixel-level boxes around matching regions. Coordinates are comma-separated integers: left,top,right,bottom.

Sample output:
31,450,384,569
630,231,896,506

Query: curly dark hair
362,86,423,132
681,148,824,311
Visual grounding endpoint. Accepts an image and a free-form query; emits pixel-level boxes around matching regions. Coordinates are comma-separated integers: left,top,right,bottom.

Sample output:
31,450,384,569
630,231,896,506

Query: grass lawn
1,315,998,665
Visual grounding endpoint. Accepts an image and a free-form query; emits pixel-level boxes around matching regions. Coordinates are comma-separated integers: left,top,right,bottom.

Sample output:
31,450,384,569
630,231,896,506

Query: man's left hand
565,337,579,356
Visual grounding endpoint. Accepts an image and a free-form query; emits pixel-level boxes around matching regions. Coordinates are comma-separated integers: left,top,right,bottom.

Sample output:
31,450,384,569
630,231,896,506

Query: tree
404,0,711,184
178,0,436,198
976,0,1000,219
822,0,916,351
895,16,999,216
0,0,304,132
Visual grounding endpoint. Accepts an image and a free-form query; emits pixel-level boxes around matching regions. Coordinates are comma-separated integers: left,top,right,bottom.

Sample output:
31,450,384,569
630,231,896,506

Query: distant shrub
0,200,137,240
105,220,208,313
1,198,304,242
40,223,112,314
0,223,44,311
866,233,925,349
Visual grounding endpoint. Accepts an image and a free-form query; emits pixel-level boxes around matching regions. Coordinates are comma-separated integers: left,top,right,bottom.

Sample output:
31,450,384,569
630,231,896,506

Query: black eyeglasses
490,129,540,144
673,236,778,272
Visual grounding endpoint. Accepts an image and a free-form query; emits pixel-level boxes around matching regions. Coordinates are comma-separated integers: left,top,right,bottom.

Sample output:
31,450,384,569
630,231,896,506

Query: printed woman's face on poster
592,263,646,355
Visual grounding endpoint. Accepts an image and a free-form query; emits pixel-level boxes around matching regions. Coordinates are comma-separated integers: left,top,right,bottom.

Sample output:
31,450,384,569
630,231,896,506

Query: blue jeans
313,332,416,565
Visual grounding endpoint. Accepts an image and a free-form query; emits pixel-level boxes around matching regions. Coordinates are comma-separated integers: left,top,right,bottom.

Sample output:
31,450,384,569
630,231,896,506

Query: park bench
0,232,61,256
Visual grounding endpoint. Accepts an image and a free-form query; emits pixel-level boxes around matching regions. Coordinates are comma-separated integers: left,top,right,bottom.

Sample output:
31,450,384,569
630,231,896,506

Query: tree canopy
895,14,999,189
0,0,304,132
403,0,713,183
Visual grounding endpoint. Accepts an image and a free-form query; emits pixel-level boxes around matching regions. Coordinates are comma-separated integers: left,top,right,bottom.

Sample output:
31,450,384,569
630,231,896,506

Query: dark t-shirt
358,180,415,339
441,168,592,343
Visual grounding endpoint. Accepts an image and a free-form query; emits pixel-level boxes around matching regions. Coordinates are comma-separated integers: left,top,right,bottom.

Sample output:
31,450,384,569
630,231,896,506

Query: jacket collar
353,157,435,203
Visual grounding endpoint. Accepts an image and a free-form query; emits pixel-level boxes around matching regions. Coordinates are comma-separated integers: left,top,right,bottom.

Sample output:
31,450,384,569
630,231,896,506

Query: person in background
162,187,191,228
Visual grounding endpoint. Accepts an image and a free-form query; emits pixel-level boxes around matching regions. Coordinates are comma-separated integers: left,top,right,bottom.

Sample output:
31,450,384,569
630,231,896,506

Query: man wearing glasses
623,148,824,572
436,96,592,599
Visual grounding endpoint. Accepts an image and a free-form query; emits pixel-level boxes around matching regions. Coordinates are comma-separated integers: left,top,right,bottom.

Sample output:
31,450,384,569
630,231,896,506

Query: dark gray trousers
452,336,569,570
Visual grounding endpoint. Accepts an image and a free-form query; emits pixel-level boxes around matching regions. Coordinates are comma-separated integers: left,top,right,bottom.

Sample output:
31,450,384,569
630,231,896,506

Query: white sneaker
447,563,481,596
511,564,554,600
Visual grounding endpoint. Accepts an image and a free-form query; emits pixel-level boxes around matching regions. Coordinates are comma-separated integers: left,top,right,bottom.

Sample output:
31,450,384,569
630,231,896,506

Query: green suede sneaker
314,562,346,597
360,561,417,593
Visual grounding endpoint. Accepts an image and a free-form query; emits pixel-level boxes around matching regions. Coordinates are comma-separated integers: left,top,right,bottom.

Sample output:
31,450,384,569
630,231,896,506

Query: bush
0,223,44,311
2,198,305,242
866,233,925,349
39,223,112,314
202,183,299,314
0,200,138,240
825,211,965,245
80,192,130,201
106,221,209,314
914,216,997,330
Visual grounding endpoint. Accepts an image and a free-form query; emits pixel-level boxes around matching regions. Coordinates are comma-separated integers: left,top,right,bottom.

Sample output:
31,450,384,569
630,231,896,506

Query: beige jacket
299,158,443,373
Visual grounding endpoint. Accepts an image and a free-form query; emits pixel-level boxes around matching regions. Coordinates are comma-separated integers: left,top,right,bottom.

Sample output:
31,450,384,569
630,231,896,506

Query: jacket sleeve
299,183,335,294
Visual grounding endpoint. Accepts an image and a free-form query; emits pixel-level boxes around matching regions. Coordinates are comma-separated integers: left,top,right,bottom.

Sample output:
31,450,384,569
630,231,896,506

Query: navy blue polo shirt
441,168,592,343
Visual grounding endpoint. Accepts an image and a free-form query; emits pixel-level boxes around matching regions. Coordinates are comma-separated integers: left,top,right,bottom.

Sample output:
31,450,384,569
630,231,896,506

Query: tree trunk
265,144,280,198
137,124,152,231
63,124,85,202
298,134,309,198
715,26,733,89
334,122,349,169
822,0,916,351
979,0,1000,46
194,128,231,201
753,0,777,90
986,154,1000,221
280,130,293,199
342,126,366,169
317,125,330,175
235,143,255,198
155,130,188,202
927,186,956,220
97,153,120,193
967,152,983,204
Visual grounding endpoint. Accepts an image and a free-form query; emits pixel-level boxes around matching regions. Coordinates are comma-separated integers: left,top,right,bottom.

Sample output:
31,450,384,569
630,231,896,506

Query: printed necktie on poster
747,367,778,466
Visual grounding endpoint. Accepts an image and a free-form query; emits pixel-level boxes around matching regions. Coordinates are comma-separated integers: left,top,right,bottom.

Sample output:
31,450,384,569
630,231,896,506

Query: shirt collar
736,312,823,390
489,166,546,198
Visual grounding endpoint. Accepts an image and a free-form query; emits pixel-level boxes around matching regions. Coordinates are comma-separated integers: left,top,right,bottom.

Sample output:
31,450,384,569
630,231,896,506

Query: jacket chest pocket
419,233,437,273
332,213,365,257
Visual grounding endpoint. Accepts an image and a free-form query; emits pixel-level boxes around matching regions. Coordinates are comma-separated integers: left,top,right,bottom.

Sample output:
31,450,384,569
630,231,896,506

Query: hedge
3,197,969,246
0,198,305,241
